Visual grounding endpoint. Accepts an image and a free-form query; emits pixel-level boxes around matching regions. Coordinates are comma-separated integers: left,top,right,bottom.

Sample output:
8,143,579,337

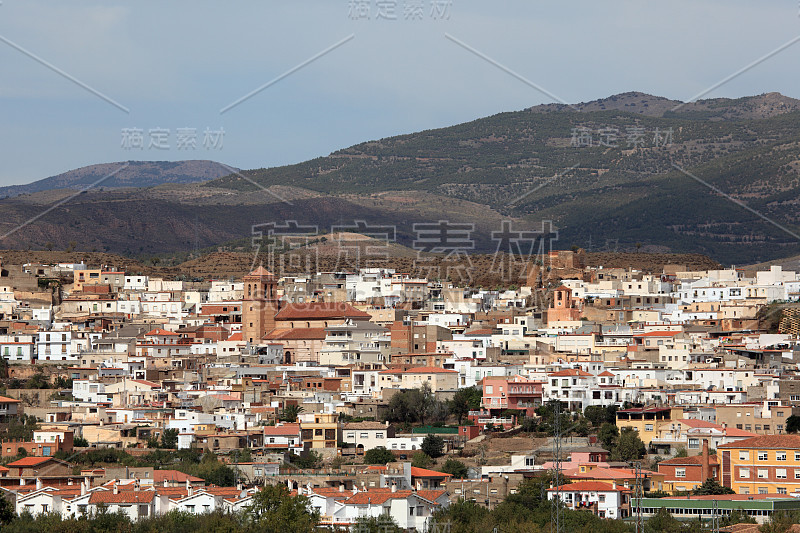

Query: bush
440,458,468,479
421,434,445,458
363,447,395,465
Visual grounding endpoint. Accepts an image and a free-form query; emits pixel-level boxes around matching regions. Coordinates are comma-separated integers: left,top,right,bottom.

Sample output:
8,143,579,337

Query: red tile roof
548,481,626,492
152,470,204,483
263,328,327,341
718,434,800,449
549,369,593,377
145,328,178,336
275,302,371,320
411,467,452,478
658,455,719,467
263,423,301,436
89,490,155,504
6,456,54,467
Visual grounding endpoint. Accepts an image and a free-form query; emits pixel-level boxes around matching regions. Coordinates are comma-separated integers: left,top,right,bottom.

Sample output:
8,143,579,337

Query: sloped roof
263,328,327,340
548,481,625,492
718,434,800,449
6,456,54,467
275,302,371,320
89,490,155,504
411,466,452,478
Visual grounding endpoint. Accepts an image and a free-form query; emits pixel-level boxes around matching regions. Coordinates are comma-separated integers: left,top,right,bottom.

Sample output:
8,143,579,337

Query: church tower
242,266,280,344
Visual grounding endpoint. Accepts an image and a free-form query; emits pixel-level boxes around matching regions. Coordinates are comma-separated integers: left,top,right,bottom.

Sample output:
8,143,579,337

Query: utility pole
711,499,720,533
631,460,644,533
551,400,562,533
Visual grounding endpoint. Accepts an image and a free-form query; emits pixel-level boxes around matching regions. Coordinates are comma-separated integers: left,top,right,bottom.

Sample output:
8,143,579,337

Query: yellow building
718,435,800,496
615,406,684,447
299,412,340,449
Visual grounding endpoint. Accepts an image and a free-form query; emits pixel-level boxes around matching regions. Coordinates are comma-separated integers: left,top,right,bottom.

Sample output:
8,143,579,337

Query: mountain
206,92,800,264
3,92,800,266
0,160,237,198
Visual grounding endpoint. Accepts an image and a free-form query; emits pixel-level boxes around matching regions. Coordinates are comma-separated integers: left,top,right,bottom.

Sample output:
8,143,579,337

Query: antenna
631,460,644,533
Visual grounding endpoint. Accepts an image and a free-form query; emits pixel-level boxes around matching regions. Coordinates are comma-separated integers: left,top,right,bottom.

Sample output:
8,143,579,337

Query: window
795,470,800,480
777,469,787,479
675,468,686,478
739,468,750,479
645,424,654,432
758,469,768,479
758,487,768,495
777,488,787,495
758,451,768,461
739,451,749,461
688,438,699,449
777,452,787,461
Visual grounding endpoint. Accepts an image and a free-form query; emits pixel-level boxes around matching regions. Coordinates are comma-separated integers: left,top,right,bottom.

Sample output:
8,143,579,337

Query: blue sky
0,0,798,185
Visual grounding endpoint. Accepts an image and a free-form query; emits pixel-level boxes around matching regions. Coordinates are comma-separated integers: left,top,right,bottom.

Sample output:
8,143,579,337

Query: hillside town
1,249,800,530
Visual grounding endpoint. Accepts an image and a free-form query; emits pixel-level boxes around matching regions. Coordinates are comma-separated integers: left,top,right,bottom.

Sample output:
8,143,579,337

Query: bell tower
242,266,280,344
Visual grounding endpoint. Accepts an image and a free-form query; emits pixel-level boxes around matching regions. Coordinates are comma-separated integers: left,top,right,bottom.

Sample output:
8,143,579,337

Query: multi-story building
719,435,800,495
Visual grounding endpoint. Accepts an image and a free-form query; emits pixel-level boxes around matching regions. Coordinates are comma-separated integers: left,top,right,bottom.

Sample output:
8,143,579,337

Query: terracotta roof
263,328,327,341
275,302,371,320
6,456,54,467
245,266,275,278
0,395,21,403
152,470,204,483
598,371,615,377
145,328,178,336
263,423,301,436
718,434,800,449
410,466,452,478
89,490,155,504
344,488,446,506
548,481,625,492
226,332,243,342
658,455,719,467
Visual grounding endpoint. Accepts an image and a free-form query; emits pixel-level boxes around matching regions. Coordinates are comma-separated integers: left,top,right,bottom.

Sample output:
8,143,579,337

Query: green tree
363,447,395,465
584,405,616,427
247,483,319,533
597,422,619,450
692,478,735,496
279,404,303,422
611,427,646,461
441,458,468,479
759,510,800,533
421,434,445,459
449,386,482,424
720,509,756,527
644,507,686,533
160,428,179,449
295,450,322,469
411,451,433,469
786,414,800,433
674,447,688,458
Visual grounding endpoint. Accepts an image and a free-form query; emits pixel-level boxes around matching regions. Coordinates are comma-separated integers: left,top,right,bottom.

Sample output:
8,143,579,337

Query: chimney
68,478,74,486
81,482,87,496
339,483,345,493
36,478,42,490
391,481,397,493
701,439,711,482
113,481,119,495
163,479,169,488
612,481,617,490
